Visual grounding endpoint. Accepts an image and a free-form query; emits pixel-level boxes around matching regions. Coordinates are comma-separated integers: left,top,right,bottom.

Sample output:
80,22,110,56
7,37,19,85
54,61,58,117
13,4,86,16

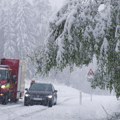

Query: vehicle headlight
48,95,52,99
0,93,4,96
1,85,6,89
25,94,30,97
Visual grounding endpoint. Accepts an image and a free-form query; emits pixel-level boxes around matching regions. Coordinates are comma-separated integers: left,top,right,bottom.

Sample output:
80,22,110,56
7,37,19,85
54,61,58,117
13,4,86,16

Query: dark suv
24,83,57,107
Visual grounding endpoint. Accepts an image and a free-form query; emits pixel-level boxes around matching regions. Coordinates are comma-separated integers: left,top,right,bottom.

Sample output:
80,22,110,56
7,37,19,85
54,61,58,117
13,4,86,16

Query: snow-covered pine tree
36,0,120,97
37,0,100,73
25,0,52,77
92,0,120,97
2,0,17,58
33,0,51,45
13,0,37,59
0,0,5,57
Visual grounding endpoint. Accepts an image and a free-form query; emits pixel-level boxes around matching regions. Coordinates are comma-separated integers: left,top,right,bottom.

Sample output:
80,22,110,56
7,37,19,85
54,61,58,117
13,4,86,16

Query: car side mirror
54,90,57,93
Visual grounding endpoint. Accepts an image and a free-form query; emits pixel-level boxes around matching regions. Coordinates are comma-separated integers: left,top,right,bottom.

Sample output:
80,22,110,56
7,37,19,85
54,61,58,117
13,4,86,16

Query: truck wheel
2,95,8,105
14,98,19,103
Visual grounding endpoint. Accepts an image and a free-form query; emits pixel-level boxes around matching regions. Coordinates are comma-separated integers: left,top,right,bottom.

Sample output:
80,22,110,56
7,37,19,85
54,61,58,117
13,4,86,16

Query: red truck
0,58,25,104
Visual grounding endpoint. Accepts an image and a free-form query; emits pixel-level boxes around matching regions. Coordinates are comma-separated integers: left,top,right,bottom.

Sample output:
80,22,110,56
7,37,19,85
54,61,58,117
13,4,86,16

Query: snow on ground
0,83,120,120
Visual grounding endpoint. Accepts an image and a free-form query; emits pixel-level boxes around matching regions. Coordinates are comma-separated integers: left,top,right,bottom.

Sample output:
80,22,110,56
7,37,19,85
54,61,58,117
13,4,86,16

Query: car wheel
24,98,29,106
13,98,19,103
54,97,57,105
54,101,57,105
48,100,53,107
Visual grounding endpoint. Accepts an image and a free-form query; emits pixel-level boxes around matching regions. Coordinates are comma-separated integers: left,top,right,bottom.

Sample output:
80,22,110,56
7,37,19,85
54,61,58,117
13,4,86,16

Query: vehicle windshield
0,70,9,80
29,83,52,91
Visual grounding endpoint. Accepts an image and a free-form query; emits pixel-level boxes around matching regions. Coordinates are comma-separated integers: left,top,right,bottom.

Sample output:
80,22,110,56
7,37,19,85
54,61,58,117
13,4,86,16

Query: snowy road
0,84,119,120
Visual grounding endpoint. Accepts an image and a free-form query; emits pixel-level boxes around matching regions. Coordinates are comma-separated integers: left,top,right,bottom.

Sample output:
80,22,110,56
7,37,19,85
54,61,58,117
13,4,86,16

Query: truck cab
0,59,25,105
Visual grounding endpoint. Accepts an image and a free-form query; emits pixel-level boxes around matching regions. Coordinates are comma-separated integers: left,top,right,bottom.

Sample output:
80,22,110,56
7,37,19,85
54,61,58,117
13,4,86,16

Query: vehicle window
0,70,8,80
29,83,52,91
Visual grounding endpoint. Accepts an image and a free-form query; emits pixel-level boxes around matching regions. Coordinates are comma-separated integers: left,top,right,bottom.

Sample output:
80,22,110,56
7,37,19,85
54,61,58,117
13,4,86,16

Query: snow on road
0,84,119,120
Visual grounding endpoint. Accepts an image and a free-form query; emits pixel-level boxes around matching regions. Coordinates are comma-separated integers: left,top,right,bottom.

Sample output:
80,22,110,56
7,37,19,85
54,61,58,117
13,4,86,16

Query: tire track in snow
14,97,76,119
0,104,23,110
0,101,23,110
21,96,76,118
0,96,76,120
11,107,48,120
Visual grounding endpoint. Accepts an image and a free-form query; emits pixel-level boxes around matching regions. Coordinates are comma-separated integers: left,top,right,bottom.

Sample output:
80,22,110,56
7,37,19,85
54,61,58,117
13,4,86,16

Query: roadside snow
0,83,119,120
